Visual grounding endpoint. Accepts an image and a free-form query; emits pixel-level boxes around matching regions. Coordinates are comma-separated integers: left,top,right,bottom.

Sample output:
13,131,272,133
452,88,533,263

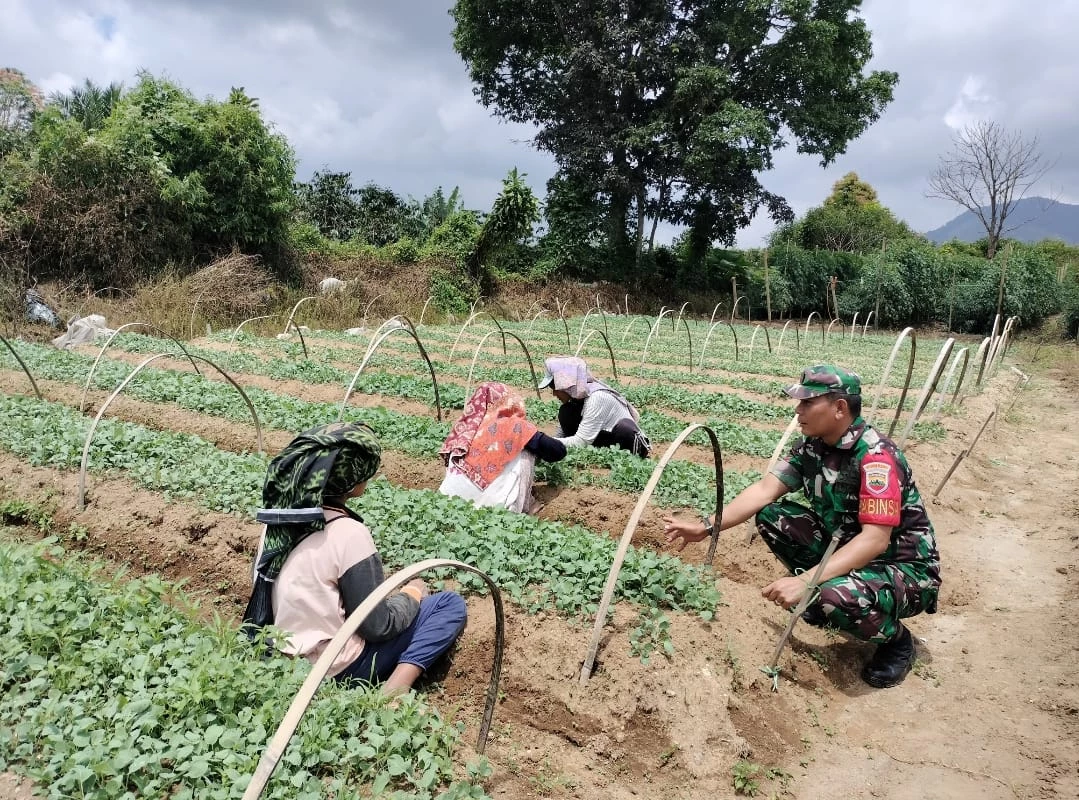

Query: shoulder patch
862,461,892,496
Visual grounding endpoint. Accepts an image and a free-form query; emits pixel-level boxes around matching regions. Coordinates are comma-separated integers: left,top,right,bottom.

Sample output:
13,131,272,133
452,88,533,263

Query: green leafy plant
731,760,762,796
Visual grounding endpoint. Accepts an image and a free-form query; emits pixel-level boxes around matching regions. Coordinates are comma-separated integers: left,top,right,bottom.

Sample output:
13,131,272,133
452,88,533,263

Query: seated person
439,381,566,513
538,356,650,457
244,422,467,694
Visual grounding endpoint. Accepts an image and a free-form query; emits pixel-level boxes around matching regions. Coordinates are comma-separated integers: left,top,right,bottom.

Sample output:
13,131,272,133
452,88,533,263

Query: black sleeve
524,430,567,462
339,553,420,642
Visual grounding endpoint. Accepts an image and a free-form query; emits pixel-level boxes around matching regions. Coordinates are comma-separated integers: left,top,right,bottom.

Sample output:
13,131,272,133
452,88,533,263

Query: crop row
88,332,801,424
0,393,722,618
6,341,769,506
0,537,486,800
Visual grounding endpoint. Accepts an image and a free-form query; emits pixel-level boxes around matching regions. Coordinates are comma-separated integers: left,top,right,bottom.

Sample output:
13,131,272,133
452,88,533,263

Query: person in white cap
537,356,650,457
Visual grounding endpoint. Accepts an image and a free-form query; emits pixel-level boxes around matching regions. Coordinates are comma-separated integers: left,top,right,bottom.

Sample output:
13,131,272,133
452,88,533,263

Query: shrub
429,266,478,315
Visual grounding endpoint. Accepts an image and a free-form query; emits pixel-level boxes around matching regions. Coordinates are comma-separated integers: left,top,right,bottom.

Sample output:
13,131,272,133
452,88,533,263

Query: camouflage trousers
755,501,940,644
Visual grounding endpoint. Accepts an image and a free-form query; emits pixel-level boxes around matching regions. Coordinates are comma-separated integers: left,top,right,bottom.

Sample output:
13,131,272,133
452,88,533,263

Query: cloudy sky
3,0,1076,247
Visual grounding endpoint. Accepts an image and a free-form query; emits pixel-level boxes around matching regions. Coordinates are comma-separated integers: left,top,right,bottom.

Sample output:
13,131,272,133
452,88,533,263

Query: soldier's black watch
700,516,715,537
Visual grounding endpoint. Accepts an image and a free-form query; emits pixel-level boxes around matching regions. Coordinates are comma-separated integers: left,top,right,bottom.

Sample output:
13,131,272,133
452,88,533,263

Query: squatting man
664,365,941,688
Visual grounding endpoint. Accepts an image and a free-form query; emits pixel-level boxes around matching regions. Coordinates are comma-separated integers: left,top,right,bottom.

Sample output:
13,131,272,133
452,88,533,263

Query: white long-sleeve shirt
555,391,635,448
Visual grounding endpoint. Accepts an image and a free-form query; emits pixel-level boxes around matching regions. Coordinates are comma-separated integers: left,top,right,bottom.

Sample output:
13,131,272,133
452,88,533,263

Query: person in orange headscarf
438,381,566,513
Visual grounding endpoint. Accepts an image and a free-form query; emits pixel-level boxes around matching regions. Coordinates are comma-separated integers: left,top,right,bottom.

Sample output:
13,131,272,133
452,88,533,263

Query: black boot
860,625,916,688
801,603,828,628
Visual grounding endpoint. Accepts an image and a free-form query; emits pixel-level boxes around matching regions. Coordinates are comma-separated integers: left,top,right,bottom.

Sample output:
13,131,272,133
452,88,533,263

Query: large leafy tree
452,0,897,268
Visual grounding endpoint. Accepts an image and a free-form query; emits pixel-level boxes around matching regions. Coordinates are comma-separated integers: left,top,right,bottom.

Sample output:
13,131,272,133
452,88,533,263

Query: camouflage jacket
771,417,939,566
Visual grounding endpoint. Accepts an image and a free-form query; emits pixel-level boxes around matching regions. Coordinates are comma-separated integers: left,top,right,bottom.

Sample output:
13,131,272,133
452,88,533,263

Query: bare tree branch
926,120,1054,257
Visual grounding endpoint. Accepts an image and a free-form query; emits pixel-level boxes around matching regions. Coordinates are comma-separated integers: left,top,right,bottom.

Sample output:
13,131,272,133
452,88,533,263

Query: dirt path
793,354,1079,799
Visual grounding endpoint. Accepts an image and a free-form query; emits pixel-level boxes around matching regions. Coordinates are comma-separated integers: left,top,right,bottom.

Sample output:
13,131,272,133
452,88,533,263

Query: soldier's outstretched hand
663,515,709,552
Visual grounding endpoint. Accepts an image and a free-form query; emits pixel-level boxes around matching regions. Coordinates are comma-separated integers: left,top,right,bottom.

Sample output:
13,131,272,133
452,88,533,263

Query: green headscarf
243,422,382,631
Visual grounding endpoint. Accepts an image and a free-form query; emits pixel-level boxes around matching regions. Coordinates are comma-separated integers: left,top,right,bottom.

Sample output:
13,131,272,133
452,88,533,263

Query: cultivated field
1,307,1076,799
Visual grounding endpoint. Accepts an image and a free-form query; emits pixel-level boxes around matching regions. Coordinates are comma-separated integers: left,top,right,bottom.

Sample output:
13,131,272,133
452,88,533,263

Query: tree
48,78,124,132
295,170,360,240
467,167,539,290
353,184,417,246
452,0,897,270
0,68,43,155
927,120,1052,258
773,173,918,252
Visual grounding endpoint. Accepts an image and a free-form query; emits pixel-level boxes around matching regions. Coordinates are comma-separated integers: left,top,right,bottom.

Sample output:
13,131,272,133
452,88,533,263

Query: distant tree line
1,61,1076,337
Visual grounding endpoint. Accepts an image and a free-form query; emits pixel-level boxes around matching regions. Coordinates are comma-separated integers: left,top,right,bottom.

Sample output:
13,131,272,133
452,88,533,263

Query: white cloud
943,75,1000,131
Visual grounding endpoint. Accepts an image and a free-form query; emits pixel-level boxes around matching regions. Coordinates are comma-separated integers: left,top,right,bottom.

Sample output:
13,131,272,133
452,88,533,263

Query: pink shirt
258,510,375,677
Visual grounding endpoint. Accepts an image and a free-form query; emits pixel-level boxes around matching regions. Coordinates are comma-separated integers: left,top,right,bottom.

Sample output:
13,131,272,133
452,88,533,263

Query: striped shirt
555,390,636,449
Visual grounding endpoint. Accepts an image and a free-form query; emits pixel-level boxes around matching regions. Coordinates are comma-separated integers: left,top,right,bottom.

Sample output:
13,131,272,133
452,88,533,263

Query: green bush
429,267,478,315
837,257,913,327
950,248,1061,333
769,246,866,317
420,210,480,266
381,236,420,264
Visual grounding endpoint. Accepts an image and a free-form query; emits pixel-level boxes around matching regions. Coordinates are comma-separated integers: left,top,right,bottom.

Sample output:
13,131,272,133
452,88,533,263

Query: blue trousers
336,591,467,685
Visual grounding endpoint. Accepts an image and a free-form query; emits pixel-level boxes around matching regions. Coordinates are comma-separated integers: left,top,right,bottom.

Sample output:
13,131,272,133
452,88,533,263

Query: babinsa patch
863,461,891,496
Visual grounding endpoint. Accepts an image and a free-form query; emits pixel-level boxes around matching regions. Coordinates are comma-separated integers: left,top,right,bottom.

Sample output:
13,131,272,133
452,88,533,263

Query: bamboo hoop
640,309,674,366
803,312,821,345
574,329,619,382
708,303,723,327
594,303,609,337
849,312,860,342
359,294,388,329
578,424,724,685
697,321,740,369
226,314,281,370
340,327,442,422
417,295,434,326
0,333,43,400
825,318,841,340
897,338,955,448
729,296,747,324
465,329,543,400
767,534,841,676
931,347,970,424
861,311,875,337
746,324,773,361
77,353,262,511
360,315,420,365
283,296,318,335
868,327,916,435
620,315,651,344
525,309,549,337
576,309,598,347
680,317,694,369
744,414,801,546
240,559,505,800
932,410,996,499
448,311,506,360
674,301,690,330
776,320,799,352
79,322,204,412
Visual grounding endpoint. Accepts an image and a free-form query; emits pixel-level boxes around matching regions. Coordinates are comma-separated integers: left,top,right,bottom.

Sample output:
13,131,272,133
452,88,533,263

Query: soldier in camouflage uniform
665,365,940,688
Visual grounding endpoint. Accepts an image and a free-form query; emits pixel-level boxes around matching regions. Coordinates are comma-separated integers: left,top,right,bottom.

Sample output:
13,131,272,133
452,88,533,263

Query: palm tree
49,78,124,132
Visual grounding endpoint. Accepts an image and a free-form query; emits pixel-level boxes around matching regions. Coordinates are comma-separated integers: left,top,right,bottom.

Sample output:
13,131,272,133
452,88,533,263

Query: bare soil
0,346,1076,799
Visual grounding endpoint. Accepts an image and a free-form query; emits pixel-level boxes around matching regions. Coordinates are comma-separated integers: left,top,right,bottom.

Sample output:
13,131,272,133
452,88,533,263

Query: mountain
925,197,1079,245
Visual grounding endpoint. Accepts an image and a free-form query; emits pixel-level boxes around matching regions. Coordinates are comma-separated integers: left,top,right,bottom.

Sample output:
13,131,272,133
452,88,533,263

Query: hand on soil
662,514,709,552
761,576,807,609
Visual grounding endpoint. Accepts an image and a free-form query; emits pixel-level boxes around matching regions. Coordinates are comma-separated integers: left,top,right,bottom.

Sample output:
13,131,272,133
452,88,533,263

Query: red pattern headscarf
439,382,538,490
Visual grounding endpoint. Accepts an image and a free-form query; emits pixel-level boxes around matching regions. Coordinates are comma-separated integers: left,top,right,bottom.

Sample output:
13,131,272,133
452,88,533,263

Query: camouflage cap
784,364,862,400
